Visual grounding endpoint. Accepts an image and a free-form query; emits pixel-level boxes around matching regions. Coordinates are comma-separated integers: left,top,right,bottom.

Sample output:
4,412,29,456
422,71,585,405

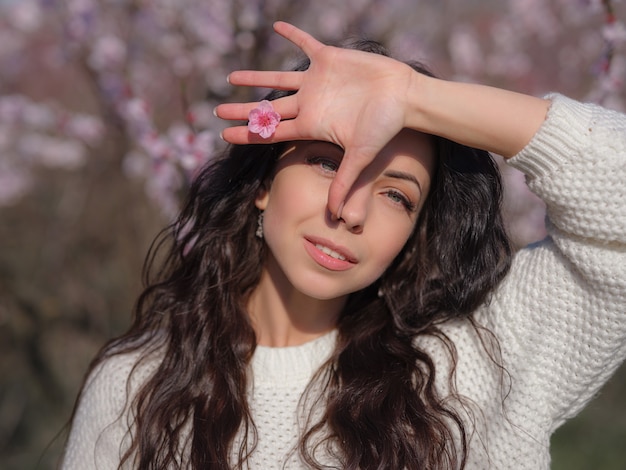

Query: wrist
401,72,550,157
403,70,440,134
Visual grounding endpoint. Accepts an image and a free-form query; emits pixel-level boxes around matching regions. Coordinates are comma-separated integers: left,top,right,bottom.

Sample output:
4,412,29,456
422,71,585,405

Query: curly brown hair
74,40,512,469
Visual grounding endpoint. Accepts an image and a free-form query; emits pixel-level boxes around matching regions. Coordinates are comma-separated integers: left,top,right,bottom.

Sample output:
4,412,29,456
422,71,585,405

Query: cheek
368,222,415,277
262,179,324,234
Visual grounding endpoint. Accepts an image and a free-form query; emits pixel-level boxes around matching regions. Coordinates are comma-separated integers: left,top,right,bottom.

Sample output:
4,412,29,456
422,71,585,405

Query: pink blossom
139,134,170,160
18,134,86,169
9,0,43,34
448,27,484,77
65,0,98,42
22,102,55,130
168,123,194,154
247,100,281,139
603,22,626,44
122,150,150,180
147,161,184,219
184,130,214,171
1,0,623,219
167,124,214,171
88,35,127,71
0,95,27,125
121,98,154,136
64,114,105,144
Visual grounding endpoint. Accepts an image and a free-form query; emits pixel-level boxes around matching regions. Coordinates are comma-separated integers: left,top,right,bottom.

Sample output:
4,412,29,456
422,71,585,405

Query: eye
384,189,417,213
306,156,339,174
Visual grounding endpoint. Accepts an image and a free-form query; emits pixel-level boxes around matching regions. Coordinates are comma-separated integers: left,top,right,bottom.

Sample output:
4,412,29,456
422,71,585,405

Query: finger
215,95,299,121
220,119,303,145
273,21,325,57
327,150,374,217
227,70,302,90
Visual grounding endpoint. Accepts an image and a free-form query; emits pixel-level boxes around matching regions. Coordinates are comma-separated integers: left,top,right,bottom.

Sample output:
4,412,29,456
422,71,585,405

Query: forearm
405,73,551,158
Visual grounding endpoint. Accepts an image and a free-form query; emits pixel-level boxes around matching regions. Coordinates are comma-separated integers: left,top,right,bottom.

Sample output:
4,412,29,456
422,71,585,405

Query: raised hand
215,21,417,216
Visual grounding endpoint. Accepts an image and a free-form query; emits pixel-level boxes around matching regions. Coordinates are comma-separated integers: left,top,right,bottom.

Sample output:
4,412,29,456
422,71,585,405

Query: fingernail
219,131,224,141
336,201,344,220
213,106,218,117
226,74,231,84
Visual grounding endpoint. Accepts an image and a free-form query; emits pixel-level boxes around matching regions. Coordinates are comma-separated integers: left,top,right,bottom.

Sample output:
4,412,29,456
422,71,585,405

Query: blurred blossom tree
0,0,624,469
0,0,623,223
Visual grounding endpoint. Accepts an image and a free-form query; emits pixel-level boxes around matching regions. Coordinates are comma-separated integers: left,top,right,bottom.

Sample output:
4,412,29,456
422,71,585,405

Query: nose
336,186,370,233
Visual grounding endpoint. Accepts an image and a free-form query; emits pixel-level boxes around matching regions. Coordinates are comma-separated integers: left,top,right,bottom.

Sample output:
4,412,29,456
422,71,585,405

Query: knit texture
62,95,626,469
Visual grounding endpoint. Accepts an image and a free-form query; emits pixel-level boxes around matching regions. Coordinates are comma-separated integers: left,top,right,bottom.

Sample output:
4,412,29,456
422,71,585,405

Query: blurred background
0,0,624,468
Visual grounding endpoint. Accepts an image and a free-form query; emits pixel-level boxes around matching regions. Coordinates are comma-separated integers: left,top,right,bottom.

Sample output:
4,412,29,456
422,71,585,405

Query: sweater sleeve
484,94,626,433
61,351,150,470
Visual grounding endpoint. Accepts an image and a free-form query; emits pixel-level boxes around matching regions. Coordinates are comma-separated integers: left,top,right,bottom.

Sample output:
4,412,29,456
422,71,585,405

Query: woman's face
256,129,435,301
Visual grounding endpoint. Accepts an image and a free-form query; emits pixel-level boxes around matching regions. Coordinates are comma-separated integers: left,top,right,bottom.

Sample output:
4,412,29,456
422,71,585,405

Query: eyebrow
383,170,423,194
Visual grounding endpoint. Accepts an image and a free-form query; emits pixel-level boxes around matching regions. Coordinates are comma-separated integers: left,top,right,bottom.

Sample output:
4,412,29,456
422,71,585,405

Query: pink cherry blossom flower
247,100,281,139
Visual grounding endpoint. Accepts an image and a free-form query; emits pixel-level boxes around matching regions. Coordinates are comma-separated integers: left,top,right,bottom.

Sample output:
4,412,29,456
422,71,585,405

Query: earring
256,211,264,239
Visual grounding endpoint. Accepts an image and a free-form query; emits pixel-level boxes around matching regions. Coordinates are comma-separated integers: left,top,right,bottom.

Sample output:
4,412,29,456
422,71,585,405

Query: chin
294,280,371,302
299,288,349,301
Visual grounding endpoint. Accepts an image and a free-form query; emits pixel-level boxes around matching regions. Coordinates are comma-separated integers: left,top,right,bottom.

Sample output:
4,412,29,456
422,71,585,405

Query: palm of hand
218,22,414,213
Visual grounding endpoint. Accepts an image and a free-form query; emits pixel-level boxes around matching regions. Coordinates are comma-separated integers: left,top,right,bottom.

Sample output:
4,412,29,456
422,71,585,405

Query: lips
303,236,357,271
315,243,347,261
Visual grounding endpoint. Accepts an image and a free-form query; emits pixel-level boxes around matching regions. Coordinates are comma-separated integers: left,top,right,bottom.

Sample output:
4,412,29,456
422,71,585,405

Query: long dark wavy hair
72,40,512,469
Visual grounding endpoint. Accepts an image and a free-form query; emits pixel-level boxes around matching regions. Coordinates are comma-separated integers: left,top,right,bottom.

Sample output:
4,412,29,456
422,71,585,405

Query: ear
255,185,269,211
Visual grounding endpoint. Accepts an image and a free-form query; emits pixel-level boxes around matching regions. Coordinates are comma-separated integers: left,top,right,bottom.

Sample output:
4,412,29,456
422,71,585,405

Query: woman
62,22,626,469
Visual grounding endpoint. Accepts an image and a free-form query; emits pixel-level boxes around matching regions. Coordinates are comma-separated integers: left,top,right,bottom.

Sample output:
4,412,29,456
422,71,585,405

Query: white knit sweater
62,94,626,469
